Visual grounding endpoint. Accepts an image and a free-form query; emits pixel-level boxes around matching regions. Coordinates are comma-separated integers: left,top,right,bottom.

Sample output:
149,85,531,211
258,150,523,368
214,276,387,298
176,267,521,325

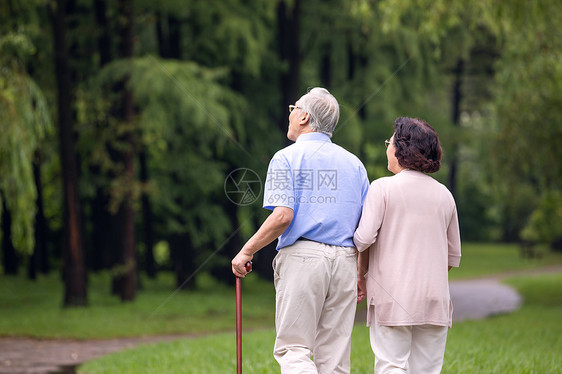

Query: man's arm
231,206,294,277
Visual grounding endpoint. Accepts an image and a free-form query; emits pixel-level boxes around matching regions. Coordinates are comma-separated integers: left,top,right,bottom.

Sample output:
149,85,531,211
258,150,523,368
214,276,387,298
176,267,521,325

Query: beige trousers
369,309,448,374
273,240,357,374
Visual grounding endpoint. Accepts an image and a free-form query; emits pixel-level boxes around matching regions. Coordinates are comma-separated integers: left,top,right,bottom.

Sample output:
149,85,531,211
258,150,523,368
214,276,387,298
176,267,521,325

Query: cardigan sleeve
447,204,462,267
353,181,385,252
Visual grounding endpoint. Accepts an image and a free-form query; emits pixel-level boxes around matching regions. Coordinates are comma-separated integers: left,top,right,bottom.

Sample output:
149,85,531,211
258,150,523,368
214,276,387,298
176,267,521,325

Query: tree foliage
490,0,562,191
0,7,51,255
2,0,561,294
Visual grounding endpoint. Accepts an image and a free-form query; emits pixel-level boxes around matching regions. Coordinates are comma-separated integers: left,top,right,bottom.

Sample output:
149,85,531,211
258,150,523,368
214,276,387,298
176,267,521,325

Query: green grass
0,243,561,339
443,273,562,373
448,242,562,280
0,271,275,339
78,273,562,373
1,242,561,372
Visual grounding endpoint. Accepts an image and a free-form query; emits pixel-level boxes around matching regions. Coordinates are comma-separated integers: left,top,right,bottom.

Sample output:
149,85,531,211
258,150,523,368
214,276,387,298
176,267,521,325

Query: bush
521,190,562,251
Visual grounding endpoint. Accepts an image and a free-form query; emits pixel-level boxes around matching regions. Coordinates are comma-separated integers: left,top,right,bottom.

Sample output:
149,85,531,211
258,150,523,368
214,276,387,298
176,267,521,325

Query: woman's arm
357,249,369,303
354,182,385,251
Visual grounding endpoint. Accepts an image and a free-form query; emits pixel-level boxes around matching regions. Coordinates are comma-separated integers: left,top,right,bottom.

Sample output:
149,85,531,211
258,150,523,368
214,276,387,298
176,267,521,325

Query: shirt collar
295,132,332,143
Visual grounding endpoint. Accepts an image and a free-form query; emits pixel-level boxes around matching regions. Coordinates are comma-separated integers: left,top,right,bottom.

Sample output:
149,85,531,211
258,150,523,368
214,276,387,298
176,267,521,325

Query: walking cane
236,261,252,374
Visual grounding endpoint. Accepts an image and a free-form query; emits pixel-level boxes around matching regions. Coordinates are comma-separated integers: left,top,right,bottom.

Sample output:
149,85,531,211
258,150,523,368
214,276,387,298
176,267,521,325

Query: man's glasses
384,139,391,148
288,105,302,113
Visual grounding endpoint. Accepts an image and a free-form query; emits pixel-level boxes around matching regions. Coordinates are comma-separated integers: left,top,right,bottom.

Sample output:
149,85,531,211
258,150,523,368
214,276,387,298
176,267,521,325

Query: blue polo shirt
263,132,369,249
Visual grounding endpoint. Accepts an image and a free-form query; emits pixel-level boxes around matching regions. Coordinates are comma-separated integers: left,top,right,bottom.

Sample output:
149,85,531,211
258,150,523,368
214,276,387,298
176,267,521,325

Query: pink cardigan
354,170,461,327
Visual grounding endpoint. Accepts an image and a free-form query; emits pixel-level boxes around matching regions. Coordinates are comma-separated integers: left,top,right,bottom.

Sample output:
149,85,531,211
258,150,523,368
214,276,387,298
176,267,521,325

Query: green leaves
0,32,51,255
78,55,245,247
521,191,562,247
2,0,561,264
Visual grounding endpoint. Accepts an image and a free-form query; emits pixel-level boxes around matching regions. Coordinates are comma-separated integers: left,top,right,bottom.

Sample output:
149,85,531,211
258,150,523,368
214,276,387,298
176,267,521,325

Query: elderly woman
354,117,461,374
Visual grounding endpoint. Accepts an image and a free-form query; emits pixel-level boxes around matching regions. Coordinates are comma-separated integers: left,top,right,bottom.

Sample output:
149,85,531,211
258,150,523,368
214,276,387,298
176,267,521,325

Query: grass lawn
0,243,561,339
78,272,562,373
0,271,275,339
447,242,562,280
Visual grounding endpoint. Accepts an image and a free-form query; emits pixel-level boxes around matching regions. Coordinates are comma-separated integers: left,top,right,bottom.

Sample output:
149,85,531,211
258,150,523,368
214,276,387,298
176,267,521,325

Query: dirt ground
1,265,560,374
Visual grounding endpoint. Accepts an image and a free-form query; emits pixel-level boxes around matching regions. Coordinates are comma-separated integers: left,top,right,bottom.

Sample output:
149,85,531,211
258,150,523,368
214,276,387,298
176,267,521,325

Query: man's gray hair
297,87,340,138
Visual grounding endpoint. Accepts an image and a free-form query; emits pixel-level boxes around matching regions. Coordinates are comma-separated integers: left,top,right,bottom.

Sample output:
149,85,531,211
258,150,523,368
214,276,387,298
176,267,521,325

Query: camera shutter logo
224,168,262,206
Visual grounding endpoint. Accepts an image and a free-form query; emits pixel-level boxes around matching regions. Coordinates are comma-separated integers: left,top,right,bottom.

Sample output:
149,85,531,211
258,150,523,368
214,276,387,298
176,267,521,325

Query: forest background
1,0,561,306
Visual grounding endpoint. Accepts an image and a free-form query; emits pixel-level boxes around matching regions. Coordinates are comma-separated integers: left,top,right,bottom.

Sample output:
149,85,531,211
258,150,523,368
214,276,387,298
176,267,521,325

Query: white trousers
272,240,357,374
369,312,448,374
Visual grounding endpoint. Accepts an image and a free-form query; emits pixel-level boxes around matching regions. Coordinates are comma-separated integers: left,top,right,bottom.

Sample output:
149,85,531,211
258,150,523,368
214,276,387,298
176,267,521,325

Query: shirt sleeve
447,203,462,267
263,153,295,211
354,180,385,252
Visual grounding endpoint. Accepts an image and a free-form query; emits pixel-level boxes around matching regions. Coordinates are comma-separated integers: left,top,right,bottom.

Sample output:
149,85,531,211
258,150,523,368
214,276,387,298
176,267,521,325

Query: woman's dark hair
393,117,442,173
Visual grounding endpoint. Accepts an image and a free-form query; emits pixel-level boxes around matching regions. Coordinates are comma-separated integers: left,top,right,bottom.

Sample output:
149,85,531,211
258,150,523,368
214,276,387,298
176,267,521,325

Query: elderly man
232,87,369,374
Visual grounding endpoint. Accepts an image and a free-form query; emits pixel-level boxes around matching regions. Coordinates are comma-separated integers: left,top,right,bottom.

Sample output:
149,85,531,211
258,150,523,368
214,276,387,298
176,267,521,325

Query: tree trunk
139,150,156,278
34,157,50,274
115,184,136,301
156,13,182,59
449,58,464,198
170,233,196,290
29,157,49,279
94,0,112,66
1,197,18,275
276,0,302,138
114,0,136,301
148,10,185,280
91,191,118,271
90,0,118,273
254,242,276,282
320,41,332,89
49,0,87,306
347,34,369,120
210,202,241,286
358,52,368,121
347,35,355,81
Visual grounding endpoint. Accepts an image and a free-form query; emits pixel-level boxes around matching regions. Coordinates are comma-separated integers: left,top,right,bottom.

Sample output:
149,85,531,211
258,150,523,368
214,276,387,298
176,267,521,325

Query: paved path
354,273,525,325
449,279,522,322
0,335,190,374
449,264,562,321
1,266,561,374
